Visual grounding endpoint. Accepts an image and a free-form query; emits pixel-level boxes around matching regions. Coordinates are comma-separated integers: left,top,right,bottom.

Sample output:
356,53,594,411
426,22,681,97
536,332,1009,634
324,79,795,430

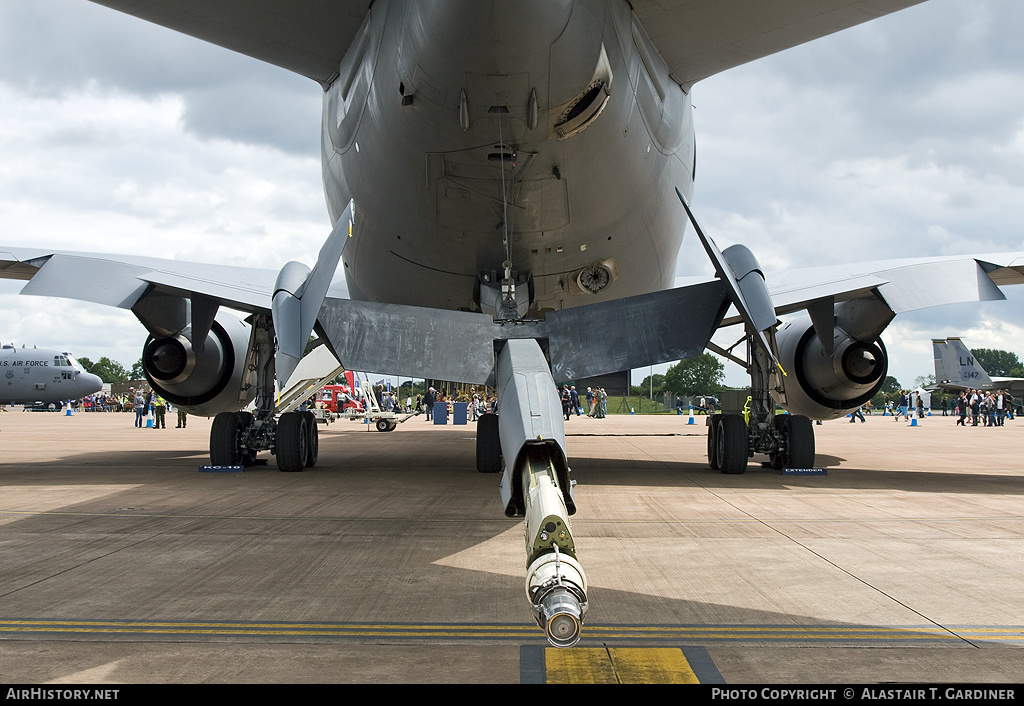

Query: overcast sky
1,0,1023,391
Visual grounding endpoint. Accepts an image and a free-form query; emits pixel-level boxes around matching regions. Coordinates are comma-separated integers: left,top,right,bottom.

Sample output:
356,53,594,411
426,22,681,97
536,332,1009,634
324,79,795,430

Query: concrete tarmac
0,407,1022,684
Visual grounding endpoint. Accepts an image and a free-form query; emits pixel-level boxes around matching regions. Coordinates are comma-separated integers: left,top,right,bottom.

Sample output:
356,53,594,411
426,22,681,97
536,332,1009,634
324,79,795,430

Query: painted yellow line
0,509,517,523
0,619,532,631
581,625,1024,638
546,648,699,684
3,509,1023,525
0,627,536,638
576,516,1024,525
1,620,1021,643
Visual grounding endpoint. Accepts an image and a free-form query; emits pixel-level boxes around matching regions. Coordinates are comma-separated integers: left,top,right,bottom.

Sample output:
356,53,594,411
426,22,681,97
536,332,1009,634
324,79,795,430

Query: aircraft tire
786,415,815,469
276,412,307,472
707,415,720,470
304,411,319,468
210,411,243,466
769,414,815,469
716,413,748,474
476,413,502,474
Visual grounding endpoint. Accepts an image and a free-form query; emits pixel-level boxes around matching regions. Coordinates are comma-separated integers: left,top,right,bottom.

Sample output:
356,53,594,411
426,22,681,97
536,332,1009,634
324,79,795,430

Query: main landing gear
706,410,815,474
675,187,816,475
209,409,319,471
705,333,815,474
207,314,320,472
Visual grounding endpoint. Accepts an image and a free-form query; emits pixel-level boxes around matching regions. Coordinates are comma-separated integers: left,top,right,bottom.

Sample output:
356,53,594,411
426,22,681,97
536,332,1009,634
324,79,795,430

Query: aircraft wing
88,1,928,91
630,0,929,89
0,247,286,314
88,0,373,87
717,252,1024,327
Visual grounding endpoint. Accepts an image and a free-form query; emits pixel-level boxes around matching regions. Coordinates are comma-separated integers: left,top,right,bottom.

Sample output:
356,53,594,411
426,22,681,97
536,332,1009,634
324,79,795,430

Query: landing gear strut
676,187,816,474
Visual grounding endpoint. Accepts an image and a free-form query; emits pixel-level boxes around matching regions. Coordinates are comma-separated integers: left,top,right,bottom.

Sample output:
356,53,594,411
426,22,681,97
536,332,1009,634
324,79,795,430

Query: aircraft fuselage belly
321,0,696,314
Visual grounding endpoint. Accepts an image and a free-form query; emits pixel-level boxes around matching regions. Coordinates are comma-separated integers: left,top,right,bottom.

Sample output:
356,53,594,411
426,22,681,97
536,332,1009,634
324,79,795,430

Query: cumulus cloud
686,0,1024,386
0,1,329,368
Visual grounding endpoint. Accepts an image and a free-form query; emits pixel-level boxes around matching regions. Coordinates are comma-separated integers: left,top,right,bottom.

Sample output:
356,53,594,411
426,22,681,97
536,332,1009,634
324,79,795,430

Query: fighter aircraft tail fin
932,337,993,387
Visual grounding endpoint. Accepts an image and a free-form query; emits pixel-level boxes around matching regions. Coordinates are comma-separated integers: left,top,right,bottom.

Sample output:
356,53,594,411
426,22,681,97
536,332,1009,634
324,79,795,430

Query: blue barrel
432,402,448,425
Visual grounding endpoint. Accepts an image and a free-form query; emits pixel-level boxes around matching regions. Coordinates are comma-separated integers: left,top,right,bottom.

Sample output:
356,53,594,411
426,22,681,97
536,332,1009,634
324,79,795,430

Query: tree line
632,353,726,398
77,356,145,384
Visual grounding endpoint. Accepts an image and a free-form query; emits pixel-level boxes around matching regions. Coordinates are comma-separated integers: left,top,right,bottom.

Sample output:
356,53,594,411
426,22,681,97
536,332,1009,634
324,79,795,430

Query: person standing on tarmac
424,387,436,421
134,389,146,428
153,394,167,429
895,390,909,422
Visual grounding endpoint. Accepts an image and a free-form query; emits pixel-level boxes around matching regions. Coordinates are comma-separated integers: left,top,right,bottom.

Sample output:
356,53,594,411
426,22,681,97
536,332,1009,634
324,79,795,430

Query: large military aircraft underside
4,0,1024,646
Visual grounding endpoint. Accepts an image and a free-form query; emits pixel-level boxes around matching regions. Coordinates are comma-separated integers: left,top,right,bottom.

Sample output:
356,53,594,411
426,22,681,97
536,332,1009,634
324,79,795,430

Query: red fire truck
318,384,365,414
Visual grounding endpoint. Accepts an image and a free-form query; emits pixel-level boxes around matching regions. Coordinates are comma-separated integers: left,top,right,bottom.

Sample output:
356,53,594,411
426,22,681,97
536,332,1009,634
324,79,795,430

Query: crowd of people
419,386,497,421
560,385,608,419
883,389,926,422
58,389,189,429
951,389,1014,427
863,388,1017,427
18,377,1015,433
2,387,190,428
38,391,138,413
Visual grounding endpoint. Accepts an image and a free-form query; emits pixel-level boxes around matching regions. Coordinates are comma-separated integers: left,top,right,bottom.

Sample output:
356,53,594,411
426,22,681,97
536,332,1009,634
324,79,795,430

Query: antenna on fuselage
496,112,522,320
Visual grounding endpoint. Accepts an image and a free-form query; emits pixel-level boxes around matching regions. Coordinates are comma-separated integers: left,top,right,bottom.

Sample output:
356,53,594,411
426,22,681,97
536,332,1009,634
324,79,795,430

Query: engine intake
775,316,887,420
143,314,255,416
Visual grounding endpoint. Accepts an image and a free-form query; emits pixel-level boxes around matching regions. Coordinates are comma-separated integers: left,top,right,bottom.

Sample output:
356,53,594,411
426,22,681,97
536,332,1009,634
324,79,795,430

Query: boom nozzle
526,546,588,648
539,586,584,647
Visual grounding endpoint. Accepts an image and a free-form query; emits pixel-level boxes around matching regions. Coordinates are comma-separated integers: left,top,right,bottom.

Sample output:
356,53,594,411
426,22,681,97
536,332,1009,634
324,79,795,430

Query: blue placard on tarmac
782,467,827,475
199,465,245,473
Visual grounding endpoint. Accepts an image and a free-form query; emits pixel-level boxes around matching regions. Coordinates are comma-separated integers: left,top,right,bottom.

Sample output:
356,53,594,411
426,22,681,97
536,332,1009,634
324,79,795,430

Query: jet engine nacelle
775,316,888,421
142,314,255,417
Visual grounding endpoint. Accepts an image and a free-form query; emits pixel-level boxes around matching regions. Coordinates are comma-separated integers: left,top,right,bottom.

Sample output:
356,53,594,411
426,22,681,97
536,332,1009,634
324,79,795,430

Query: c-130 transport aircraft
2,0,1024,647
1,345,103,407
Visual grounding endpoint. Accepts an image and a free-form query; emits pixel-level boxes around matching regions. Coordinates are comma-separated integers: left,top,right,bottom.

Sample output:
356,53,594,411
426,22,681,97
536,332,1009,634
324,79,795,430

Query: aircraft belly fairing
324,0,694,315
